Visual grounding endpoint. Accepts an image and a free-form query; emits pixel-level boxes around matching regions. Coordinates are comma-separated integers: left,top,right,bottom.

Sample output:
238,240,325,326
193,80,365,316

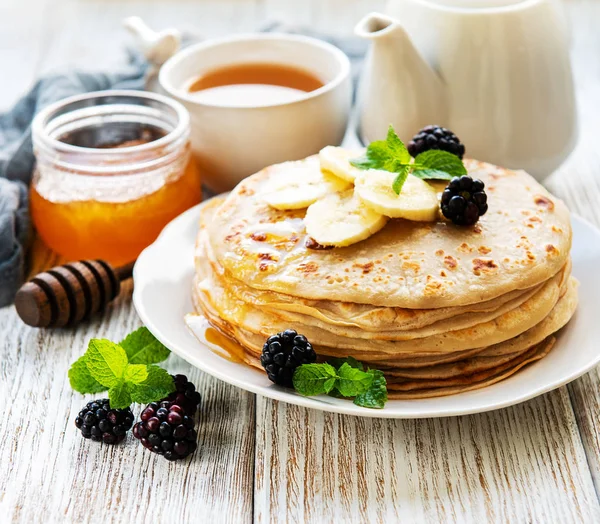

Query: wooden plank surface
0,281,256,522
547,0,600,499
255,392,600,523
2,0,600,523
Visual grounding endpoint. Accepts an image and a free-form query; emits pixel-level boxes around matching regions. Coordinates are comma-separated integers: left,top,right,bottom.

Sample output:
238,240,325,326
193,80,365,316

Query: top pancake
207,158,571,308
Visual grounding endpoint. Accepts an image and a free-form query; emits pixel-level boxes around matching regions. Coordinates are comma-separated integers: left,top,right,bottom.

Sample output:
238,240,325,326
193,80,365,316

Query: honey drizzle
205,327,247,363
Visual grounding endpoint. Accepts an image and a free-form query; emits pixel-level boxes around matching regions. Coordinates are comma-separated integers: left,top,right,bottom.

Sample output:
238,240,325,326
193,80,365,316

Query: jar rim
32,89,190,158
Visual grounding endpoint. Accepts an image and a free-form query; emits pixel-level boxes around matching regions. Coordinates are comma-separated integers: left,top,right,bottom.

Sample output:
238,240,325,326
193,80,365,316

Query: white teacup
159,34,352,192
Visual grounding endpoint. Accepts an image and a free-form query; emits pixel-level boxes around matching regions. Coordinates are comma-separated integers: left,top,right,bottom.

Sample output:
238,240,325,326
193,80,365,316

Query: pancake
387,337,555,399
197,200,548,332
206,158,571,308
193,278,576,365
199,223,556,334
199,230,570,342
191,154,577,401
194,245,570,352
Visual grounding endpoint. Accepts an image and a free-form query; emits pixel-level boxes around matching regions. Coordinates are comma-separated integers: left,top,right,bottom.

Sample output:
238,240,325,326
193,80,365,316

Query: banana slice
319,146,365,182
355,171,439,222
264,158,351,210
304,189,388,247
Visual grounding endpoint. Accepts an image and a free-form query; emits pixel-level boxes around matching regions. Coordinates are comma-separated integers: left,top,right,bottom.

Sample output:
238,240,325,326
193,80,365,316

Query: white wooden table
2,0,600,522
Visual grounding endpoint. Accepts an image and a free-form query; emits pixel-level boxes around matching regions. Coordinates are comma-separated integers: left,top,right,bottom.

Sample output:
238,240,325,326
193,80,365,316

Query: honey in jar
31,91,201,265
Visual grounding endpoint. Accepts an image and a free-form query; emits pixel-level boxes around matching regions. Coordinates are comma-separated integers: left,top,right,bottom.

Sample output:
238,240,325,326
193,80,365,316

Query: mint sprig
68,356,105,394
68,327,174,409
337,363,375,397
293,357,388,409
130,365,176,404
292,363,337,396
354,369,388,409
86,339,129,388
120,326,172,364
350,125,467,195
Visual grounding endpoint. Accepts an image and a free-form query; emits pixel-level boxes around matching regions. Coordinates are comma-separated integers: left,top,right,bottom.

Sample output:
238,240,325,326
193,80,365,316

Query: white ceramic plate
133,202,600,418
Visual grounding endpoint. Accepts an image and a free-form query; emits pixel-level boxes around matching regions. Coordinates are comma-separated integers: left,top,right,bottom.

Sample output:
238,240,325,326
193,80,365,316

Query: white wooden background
2,0,600,522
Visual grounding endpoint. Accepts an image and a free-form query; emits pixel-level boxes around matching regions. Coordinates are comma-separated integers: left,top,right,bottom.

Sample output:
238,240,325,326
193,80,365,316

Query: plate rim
133,202,600,419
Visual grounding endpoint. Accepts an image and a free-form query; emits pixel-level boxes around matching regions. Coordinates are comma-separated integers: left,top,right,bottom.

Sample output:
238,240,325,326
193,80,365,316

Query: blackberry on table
408,125,465,159
441,175,488,226
133,401,198,461
163,374,202,416
260,329,317,387
74,399,134,444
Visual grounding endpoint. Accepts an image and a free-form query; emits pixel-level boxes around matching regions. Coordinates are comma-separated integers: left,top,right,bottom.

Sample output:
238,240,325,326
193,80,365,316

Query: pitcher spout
355,12,441,83
355,12,405,41
354,12,446,144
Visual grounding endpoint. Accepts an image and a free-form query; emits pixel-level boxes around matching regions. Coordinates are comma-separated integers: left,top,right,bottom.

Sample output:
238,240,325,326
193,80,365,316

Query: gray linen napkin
0,52,149,307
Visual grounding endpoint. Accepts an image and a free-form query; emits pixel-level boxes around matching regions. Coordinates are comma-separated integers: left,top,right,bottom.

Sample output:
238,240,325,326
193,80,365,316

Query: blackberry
408,125,465,159
133,402,198,461
441,175,488,226
260,329,317,387
74,399,134,444
163,374,202,416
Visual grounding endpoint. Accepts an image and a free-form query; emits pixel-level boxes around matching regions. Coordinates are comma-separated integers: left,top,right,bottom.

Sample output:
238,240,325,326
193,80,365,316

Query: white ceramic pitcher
355,0,577,180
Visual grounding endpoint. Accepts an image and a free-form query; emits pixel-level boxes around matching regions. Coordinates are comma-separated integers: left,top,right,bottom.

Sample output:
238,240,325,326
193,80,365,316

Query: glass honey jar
31,90,202,265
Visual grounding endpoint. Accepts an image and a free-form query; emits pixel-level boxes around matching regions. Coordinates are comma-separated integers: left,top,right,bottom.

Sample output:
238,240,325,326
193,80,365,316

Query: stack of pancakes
192,159,577,399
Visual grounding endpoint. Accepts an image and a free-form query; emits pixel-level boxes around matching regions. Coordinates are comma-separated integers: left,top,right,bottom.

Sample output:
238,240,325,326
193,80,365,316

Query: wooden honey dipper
15,260,135,328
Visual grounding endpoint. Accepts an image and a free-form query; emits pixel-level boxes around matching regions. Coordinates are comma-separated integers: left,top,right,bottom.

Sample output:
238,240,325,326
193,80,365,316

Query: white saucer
133,202,600,418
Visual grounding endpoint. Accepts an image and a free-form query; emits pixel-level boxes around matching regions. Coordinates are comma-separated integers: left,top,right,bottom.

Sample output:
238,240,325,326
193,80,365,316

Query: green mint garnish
120,327,172,365
336,362,374,397
328,355,364,371
130,365,176,404
68,356,105,394
292,363,337,396
350,125,467,195
293,358,388,409
123,364,149,384
412,150,467,180
108,380,133,410
68,327,175,409
354,369,388,409
85,339,129,388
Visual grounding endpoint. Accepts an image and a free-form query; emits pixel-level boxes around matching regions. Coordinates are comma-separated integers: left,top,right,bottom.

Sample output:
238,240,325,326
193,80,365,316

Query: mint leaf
294,358,389,409
350,141,399,172
130,365,175,404
120,327,171,365
328,356,364,371
354,370,388,409
336,363,374,397
385,124,411,163
351,128,467,195
410,169,453,181
68,356,106,394
414,150,467,178
350,125,410,173
85,339,128,388
349,154,376,170
108,379,133,409
123,364,148,384
392,166,411,195
293,363,337,396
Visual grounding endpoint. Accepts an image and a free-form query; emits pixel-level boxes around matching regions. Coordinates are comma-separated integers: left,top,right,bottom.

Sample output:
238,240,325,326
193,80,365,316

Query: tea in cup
159,33,352,192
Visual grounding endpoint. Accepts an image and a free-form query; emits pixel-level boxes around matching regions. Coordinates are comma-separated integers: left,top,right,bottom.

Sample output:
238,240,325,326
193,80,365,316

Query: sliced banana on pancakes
263,159,351,210
304,189,388,247
354,171,439,222
318,146,365,182
263,150,441,247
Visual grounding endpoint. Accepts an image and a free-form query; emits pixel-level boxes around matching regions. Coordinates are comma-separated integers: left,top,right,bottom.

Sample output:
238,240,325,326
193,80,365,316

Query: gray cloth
0,51,149,306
